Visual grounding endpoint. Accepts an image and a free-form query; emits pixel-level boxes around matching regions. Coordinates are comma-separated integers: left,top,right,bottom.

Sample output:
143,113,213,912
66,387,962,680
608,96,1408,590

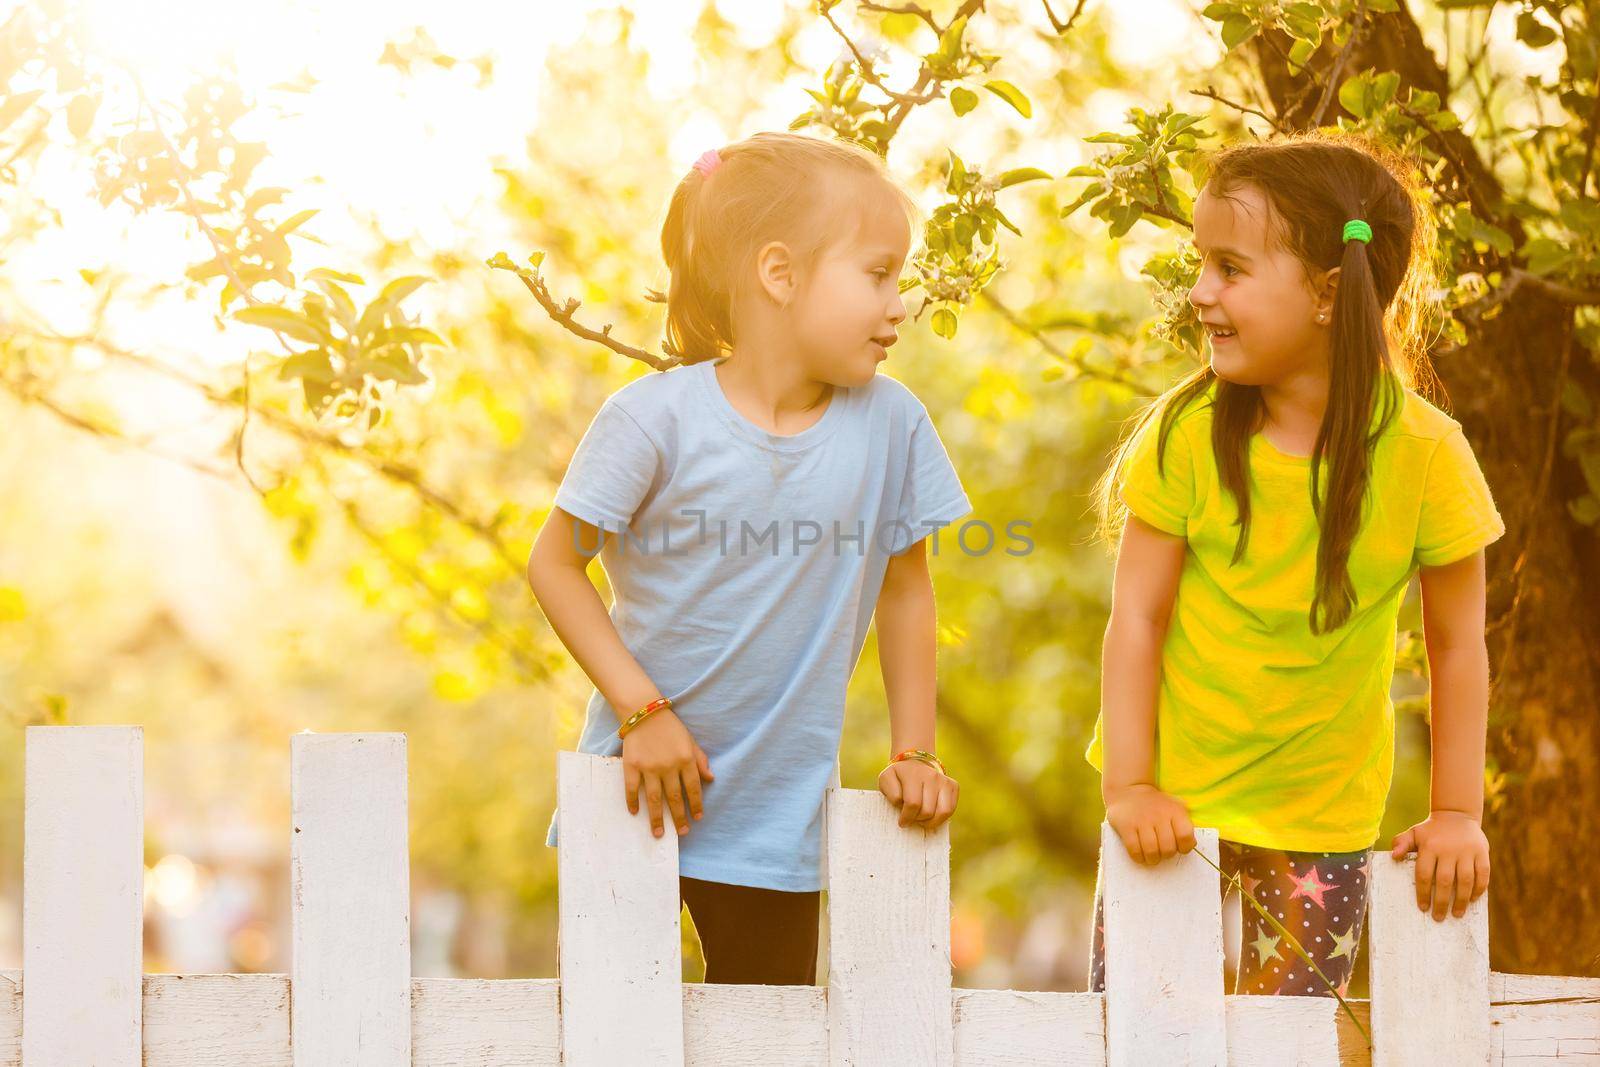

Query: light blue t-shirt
543,357,971,891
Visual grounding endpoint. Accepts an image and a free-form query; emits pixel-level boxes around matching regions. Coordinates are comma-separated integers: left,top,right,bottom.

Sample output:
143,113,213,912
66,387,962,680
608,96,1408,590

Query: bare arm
526,506,662,721
1419,550,1490,820
1101,515,1184,795
1100,514,1193,864
1390,549,1492,920
527,506,711,838
874,537,958,829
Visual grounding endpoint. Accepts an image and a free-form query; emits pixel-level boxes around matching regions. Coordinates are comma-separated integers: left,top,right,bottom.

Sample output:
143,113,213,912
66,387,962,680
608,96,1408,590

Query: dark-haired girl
1085,134,1504,997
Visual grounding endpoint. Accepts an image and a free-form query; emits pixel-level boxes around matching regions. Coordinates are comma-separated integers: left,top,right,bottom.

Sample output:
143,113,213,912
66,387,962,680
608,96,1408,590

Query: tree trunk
1255,6,1600,976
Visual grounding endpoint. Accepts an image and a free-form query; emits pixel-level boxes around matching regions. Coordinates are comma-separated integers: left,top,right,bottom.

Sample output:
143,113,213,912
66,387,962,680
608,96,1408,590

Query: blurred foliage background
0,0,1595,987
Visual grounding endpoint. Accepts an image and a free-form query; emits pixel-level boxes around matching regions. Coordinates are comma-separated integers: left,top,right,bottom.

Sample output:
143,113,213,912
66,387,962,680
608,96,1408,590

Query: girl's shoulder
1388,384,1465,445
603,360,705,423
861,370,932,421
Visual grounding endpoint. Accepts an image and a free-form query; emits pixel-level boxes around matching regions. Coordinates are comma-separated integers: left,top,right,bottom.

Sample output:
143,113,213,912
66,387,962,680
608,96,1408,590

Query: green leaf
1370,71,1400,107
306,267,366,285
245,187,291,214
930,306,958,339
234,305,331,345
1338,73,1370,118
0,90,44,134
1220,15,1258,50
276,208,319,236
1524,238,1571,275
950,86,979,116
371,325,446,348
983,80,1032,119
67,93,99,139
998,166,1052,188
313,278,359,330
277,349,336,383
1201,2,1240,19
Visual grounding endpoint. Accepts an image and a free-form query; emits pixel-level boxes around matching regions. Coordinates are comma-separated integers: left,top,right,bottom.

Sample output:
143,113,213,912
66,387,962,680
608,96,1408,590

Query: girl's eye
1220,263,1240,278
872,268,891,279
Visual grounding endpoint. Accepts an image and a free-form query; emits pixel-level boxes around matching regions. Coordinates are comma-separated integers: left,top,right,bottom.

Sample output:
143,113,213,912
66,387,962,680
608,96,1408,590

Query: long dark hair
1095,132,1437,634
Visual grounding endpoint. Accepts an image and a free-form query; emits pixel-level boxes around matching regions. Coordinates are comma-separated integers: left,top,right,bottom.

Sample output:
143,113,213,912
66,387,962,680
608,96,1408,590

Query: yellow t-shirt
1085,378,1506,852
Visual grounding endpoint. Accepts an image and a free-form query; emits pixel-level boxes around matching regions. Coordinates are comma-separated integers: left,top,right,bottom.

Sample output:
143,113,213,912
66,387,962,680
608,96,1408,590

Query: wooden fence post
825,786,953,1066
290,732,411,1066
556,751,683,1066
1368,852,1489,1065
1100,822,1226,1066
22,725,145,1066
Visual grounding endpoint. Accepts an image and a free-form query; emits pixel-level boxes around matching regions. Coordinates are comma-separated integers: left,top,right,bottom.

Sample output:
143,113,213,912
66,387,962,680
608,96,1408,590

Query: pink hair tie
691,148,723,178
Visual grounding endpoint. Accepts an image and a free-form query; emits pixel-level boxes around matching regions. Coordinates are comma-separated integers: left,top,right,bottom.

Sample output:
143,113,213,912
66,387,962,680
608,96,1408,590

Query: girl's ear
754,239,797,307
1312,265,1341,324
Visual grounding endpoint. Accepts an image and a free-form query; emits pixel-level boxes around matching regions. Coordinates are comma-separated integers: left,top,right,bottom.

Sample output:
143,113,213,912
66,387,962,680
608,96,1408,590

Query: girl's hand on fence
621,710,713,839
1389,810,1490,921
878,759,959,830
1104,782,1196,865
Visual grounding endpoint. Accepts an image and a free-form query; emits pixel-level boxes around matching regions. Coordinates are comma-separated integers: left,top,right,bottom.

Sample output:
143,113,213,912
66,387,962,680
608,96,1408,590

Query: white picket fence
1,726,1597,1065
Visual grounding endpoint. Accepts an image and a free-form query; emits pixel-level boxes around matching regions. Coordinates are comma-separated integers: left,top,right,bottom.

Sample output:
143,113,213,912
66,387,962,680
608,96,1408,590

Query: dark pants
679,875,821,985
1090,838,1373,996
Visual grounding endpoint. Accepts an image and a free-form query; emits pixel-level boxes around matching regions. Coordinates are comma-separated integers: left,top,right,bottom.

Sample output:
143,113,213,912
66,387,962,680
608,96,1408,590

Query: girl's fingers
1471,855,1490,901
644,774,666,838
918,779,939,825
663,773,687,835
1414,848,1438,913
927,782,957,828
880,767,904,806
682,765,704,821
1175,817,1197,853
898,776,923,826
1391,828,1415,859
1431,855,1456,921
1451,856,1475,917
624,763,641,815
695,745,714,781
1137,825,1160,867
1156,820,1178,861
1119,831,1145,865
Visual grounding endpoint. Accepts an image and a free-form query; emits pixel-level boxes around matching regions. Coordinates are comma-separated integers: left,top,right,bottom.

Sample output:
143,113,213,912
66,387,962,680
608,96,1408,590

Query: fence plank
411,977,560,1065
1368,852,1489,1066
556,751,683,1065
1226,995,1339,1066
684,984,828,1065
825,786,953,1066
290,733,411,1066
143,973,291,1066
23,724,144,1066
951,988,1103,1064
1101,822,1226,1066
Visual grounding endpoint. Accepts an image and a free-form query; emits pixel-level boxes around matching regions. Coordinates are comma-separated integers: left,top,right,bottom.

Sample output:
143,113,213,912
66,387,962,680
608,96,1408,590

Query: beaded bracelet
889,747,946,777
618,696,672,739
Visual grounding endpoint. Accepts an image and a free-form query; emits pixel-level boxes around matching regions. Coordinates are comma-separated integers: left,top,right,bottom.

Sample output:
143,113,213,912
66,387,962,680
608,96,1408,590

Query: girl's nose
1188,274,1215,310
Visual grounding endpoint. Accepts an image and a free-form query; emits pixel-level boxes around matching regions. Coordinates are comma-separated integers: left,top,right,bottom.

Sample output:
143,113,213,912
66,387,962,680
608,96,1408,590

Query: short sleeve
552,398,660,529
1118,412,1194,537
1414,426,1505,567
890,411,971,554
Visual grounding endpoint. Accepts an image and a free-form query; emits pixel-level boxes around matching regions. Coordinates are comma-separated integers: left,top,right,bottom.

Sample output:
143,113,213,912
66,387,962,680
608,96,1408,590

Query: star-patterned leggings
1089,838,1373,996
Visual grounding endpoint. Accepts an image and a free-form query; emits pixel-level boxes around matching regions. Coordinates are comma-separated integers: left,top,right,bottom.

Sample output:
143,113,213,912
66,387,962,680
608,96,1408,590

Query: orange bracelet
889,747,946,777
618,696,672,738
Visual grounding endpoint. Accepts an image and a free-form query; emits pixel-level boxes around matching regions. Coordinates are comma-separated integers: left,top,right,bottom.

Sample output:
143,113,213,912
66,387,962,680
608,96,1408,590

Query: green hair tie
1343,218,1373,244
